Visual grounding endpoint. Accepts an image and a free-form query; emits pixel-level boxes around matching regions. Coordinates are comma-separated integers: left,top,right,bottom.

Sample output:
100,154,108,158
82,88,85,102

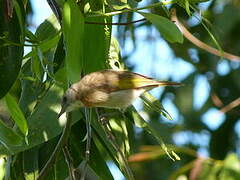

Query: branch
220,97,240,113
211,93,224,108
170,8,240,62
85,18,146,26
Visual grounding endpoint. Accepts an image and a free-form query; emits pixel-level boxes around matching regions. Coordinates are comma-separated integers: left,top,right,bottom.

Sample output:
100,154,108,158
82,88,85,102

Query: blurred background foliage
0,0,240,179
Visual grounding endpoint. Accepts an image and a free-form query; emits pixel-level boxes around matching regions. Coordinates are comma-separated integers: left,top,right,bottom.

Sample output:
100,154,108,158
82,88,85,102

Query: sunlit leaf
220,153,240,179
5,93,28,136
141,92,173,120
0,69,80,156
70,120,114,180
83,16,112,73
23,33,61,60
0,118,22,146
139,12,183,43
63,0,84,83
108,36,124,70
127,106,179,161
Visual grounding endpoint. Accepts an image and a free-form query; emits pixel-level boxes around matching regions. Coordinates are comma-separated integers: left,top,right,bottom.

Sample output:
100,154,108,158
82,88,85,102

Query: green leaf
63,0,84,83
139,12,183,43
35,15,60,41
53,35,65,73
25,29,38,42
19,61,42,117
184,0,191,16
23,147,39,179
127,106,179,161
108,36,124,70
0,118,22,146
23,33,61,60
220,153,240,179
106,0,131,10
0,0,25,98
109,117,130,155
83,16,112,73
141,92,173,120
90,111,133,178
70,120,114,180
4,93,28,136
23,14,61,61
31,48,43,81
0,68,81,156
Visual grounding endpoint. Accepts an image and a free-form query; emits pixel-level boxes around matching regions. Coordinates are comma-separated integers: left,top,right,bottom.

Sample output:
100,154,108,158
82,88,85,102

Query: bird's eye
62,96,67,103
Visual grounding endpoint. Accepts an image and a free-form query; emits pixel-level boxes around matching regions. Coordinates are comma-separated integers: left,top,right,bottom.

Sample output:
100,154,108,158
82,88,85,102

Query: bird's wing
95,70,160,91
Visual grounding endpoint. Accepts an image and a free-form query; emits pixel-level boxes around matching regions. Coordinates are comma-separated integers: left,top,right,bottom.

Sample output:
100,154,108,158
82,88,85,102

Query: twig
63,146,76,180
37,113,72,180
211,93,223,108
85,18,146,26
170,8,240,62
80,108,92,180
220,97,240,113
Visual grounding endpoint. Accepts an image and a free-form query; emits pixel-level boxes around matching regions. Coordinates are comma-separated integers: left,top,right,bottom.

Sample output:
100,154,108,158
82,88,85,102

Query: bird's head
58,87,84,118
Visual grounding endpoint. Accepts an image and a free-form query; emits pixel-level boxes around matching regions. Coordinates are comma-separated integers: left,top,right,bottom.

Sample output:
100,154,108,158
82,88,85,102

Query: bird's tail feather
136,81,182,90
156,81,183,87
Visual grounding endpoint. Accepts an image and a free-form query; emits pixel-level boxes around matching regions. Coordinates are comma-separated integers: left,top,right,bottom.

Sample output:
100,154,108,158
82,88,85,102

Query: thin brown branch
170,8,240,62
85,18,146,26
211,93,224,108
189,157,206,180
220,97,240,113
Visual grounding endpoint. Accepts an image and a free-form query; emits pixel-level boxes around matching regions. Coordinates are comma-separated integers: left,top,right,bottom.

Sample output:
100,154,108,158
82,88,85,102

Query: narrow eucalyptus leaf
141,92,173,120
5,93,28,136
139,12,183,43
128,106,179,161
63,0,84,83
0,118,22,146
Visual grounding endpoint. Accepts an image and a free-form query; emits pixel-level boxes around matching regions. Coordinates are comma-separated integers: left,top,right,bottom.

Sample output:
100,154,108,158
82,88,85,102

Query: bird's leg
97,109,125,124
95,108,135,180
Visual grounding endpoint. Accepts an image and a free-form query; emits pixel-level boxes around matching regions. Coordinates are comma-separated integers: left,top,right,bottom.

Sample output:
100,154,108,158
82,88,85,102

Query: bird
58,69,181,118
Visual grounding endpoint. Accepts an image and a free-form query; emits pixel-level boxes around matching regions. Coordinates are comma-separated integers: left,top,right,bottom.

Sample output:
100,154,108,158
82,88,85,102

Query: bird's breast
90,88,146,109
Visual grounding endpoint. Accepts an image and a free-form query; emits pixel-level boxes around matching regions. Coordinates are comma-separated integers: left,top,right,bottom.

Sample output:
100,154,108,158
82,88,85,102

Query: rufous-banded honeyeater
58,69,181,118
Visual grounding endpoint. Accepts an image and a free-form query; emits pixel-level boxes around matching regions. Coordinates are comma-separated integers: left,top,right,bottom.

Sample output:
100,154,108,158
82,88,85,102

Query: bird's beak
57,106,66,118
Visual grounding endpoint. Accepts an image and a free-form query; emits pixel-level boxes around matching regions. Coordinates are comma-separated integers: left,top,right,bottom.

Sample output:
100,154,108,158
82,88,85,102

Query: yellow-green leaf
4,93,28,136
139,12,183,43
63,0,84,83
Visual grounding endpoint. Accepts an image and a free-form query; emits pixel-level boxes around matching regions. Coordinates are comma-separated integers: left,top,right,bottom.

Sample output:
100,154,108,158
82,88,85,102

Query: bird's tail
156,81,183,87
138,81,182,90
